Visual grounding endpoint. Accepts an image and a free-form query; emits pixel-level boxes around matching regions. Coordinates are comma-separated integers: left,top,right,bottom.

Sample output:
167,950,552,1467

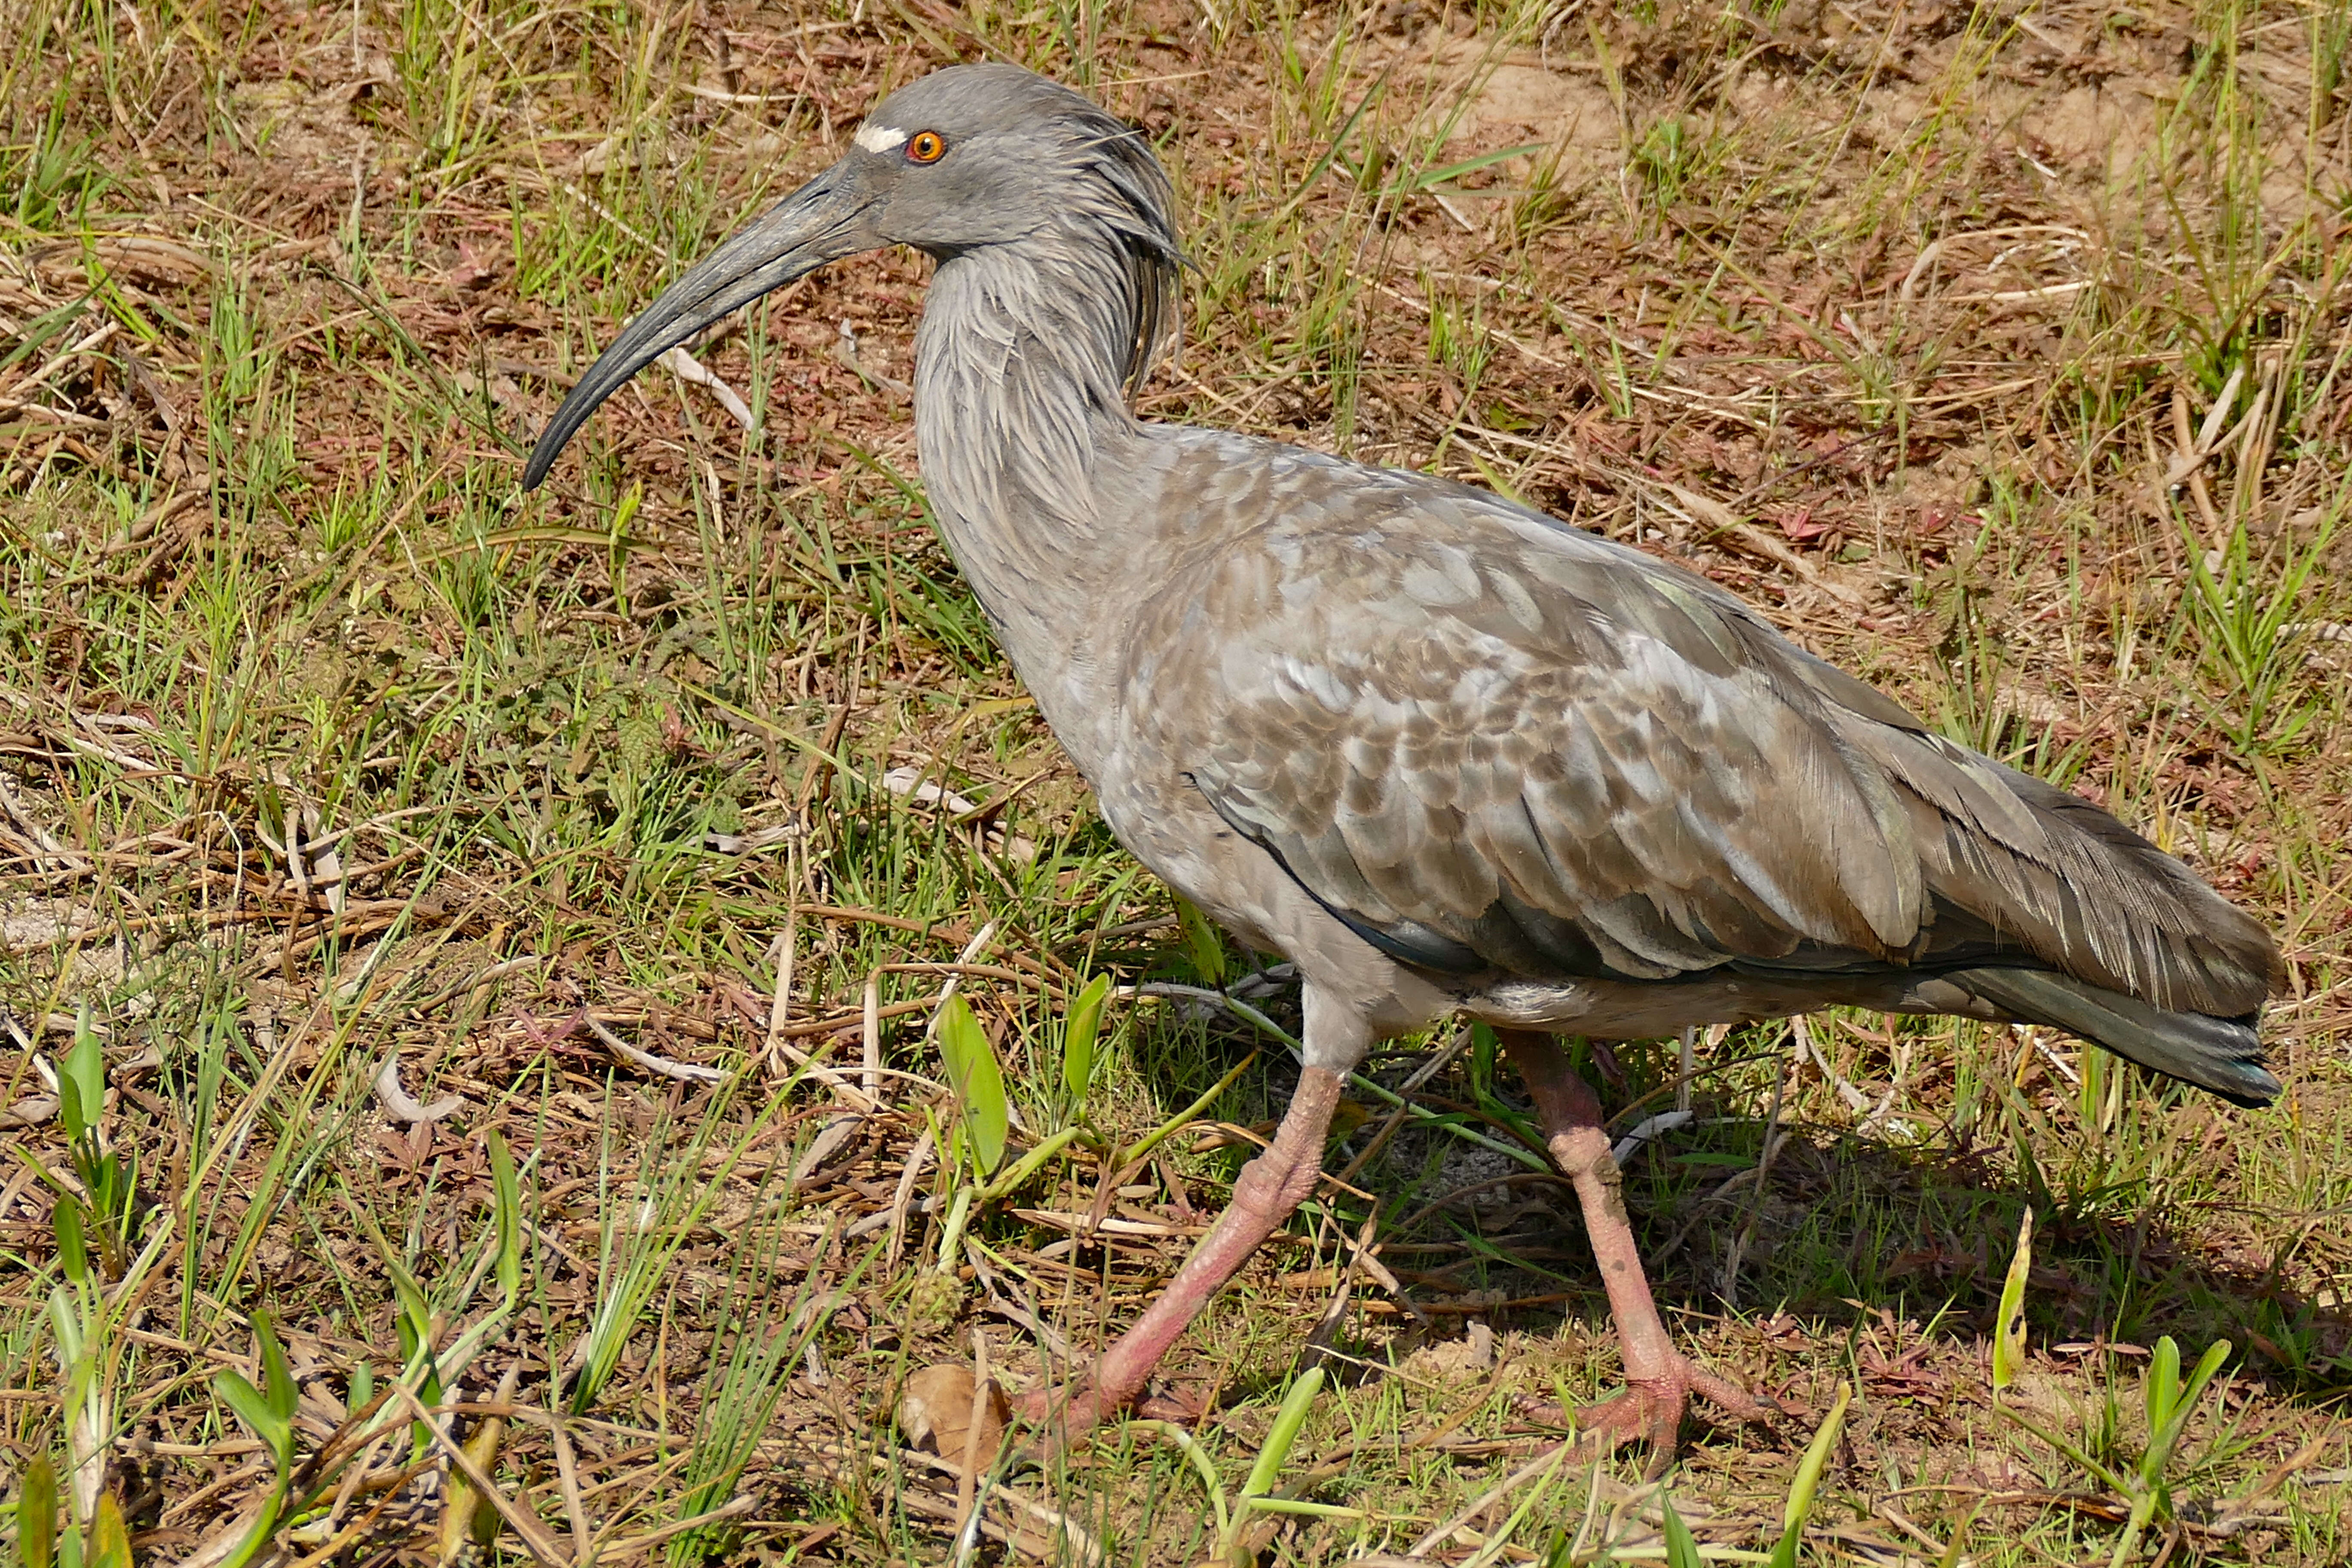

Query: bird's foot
1520,1357,1781,1475
1007,1067,1353,1457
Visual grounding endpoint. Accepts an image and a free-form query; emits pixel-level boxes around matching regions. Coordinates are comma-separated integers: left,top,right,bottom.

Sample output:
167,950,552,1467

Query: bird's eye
906,130,946,164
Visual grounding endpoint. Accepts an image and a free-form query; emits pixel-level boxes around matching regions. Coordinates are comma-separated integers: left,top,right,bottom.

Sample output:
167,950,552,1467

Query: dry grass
3,0,2352,1563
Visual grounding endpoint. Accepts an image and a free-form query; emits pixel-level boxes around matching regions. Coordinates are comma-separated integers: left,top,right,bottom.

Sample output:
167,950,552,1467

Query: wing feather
1130,444,2277,1012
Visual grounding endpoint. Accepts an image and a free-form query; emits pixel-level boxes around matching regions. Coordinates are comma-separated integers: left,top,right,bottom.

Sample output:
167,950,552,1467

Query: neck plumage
911,227,1164,659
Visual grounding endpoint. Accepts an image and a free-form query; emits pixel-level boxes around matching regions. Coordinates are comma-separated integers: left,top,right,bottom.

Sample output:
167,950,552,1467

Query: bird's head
523,63,1178,488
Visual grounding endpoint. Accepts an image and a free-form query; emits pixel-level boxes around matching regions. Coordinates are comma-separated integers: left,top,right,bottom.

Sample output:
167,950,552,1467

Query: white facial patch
854,123,908,155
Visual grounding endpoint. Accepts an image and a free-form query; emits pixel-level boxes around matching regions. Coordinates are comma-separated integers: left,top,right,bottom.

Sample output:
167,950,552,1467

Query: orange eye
906,130,946,164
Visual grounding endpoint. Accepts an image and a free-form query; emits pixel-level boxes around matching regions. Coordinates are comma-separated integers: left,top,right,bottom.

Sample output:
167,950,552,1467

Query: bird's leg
1497,1030,1777,1465
1020,1063,1348,1441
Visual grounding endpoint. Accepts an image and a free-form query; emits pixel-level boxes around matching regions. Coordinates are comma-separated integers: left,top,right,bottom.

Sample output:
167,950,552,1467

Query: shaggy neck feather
912,218,1162,651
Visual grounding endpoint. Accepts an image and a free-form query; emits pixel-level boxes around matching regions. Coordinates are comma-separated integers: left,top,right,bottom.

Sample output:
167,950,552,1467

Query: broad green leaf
86,1493,129,1568
936,995,1008,1178
46,1286,82,1367
213,1369,291,1455
60,1010,104,1144
1062,974,1109,1105
87,1152,123,1220
2145,1338,2232,1486
2177,1338,2232,1421
55,1076,86,1149
53,1197,87,1286
1992,1208,2033,1394
2144,1335,2182,1439
18,1454,57,1568
254,1312,297,1424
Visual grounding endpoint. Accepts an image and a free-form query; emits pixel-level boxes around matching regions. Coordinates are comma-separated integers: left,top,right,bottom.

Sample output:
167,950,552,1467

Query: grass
1,0,2349,1563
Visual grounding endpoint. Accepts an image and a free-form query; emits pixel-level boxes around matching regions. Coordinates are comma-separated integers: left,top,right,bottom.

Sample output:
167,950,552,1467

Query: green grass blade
1386,143,1546,195
1995,1402,2130,1493
1240,1364,1324,1499
1237,1498,1362,1518
1133,1421,1228,1537
1660,1496,1702,1568
1117,1051,1258,1169
488,1130,522,1307
1768,1381,1851,1568
976,1126,1081,1204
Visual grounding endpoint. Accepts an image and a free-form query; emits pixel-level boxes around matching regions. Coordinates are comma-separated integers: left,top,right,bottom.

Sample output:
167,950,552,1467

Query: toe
1574,1388,1658,1446
1512,1394,1573,1427
1686,1365,1782,1424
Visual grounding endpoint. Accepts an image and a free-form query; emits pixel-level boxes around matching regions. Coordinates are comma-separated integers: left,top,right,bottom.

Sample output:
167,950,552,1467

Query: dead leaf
1773,506,1830,542
449,239,499,294
897,1364,1009,1463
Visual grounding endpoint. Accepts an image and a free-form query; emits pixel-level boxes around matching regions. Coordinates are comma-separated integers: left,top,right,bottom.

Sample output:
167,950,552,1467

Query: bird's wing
1124,447,2275,1015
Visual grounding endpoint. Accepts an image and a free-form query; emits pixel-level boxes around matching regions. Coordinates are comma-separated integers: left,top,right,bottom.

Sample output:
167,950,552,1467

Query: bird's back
1096,426,2278,1095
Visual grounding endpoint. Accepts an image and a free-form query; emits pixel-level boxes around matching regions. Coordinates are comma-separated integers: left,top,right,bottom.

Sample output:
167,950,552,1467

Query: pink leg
1022,1065,1347,1440
1498,1031,1777,1466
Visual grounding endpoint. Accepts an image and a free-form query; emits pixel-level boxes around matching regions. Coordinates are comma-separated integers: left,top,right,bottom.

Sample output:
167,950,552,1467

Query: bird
523,63,2282,1457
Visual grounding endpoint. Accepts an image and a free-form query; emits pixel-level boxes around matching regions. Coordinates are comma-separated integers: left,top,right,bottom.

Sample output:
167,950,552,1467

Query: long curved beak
524,165,875,489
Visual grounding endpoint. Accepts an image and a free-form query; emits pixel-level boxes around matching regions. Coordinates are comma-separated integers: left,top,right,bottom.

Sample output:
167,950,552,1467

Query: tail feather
1813,677,2281,1017
1955,967,2278,1109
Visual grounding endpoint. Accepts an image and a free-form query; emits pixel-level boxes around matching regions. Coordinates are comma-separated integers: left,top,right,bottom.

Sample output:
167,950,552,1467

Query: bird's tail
1953,967,2279,1109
